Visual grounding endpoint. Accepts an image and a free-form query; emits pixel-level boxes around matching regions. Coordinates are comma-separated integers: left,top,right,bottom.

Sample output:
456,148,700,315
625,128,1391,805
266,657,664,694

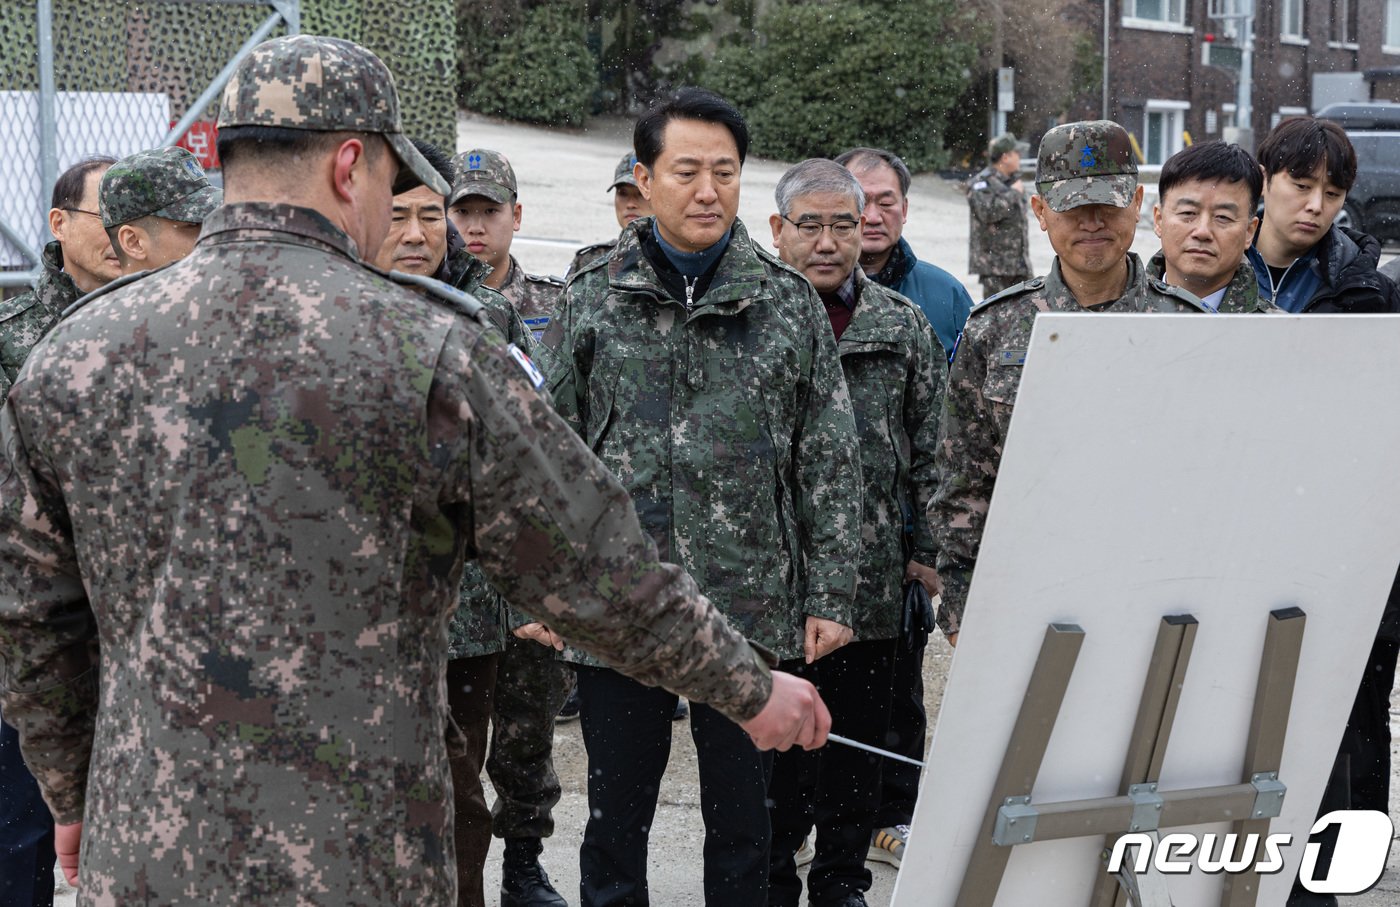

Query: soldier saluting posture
0,36,829,903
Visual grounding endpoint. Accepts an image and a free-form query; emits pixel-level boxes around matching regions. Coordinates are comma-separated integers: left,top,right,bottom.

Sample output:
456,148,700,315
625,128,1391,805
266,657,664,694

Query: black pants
576,665,773,907
1288,635,1398,905
873,633,926,828
0,715,55,907
446,653,501,907
768,640,897,907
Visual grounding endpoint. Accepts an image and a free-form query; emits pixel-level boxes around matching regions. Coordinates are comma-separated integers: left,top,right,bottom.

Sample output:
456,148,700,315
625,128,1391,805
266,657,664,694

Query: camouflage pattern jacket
440,242,533,350
1147,250,1274,313
498,255,564,344
929,253,1206,635
567,238,617,281
438,240,529,660
966,168,1032,279
541,218,863,661
839,271,947,640
0,202,776,904
0,241,80,398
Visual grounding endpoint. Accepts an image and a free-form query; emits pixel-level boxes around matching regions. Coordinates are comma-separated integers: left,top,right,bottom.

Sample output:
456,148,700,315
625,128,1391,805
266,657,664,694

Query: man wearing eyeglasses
765,159,945,907
0,157,120,394
0,153,122,905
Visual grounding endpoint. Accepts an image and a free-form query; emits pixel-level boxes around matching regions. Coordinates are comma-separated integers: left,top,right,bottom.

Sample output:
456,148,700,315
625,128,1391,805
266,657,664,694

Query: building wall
1096,0,1237,162
1076,0,1400,158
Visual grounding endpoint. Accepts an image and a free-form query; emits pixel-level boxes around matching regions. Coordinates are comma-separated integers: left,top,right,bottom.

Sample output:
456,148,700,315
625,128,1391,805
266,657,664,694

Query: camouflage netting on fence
0,0,456,151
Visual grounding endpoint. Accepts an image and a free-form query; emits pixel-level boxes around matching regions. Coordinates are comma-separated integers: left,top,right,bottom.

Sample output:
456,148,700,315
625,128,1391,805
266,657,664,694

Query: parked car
1316,102,1400,242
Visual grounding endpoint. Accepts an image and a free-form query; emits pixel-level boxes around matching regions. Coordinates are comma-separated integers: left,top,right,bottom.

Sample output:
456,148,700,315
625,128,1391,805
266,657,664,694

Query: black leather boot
501,837,568,907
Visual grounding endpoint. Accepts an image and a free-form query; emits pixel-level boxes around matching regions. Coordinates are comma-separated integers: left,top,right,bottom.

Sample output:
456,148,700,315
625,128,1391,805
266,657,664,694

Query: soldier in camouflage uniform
375,139,532,351
1147,140,1272,313
99,146,222,275
0,35,832,904
444,149,572,907
930,120,1208,642
764,160,946,907
372,136,525,907
539,88,862,907
0,157,119,397
567,152,653,279
966,133,1033,300
448,149,564,345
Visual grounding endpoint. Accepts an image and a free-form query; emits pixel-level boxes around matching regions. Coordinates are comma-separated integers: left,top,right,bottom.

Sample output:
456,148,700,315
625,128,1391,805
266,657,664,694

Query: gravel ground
52,112,1400,905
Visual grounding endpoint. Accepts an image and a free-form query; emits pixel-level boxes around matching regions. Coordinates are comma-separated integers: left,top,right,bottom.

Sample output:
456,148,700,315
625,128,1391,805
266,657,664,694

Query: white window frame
1222,103,1238,131
1330,0,1358,44
1270,106,1308,129
1280,0,1306,40
1123,0,1188,30
1143,100,1190,167
1387,0,1400,49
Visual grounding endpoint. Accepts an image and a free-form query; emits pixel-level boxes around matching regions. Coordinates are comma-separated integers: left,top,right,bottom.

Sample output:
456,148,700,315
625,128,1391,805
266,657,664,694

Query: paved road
455,112,1080,293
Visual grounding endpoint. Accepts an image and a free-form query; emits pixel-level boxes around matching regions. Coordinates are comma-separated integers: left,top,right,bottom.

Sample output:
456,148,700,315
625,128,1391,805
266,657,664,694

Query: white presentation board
0,91,171,267
894,313,1400,906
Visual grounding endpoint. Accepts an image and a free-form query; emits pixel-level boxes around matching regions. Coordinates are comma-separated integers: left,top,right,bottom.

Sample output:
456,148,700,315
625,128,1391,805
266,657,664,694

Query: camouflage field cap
448,150,517,206
988,133,1030,161
1035,120,1139,212
216,34,450,197
608,152,639,191
99,147,223,228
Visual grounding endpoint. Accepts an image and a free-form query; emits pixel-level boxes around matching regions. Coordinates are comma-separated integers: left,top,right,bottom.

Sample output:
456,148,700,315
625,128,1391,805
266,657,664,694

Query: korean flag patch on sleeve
508,343,546,389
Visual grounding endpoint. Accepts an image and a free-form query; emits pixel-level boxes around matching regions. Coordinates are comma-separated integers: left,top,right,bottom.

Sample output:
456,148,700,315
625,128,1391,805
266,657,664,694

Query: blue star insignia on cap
1080,145,1096,168
468,154,482,170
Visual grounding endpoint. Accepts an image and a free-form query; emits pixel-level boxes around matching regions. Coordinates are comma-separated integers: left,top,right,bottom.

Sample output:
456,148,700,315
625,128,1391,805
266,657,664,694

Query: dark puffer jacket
1247,223,1400,313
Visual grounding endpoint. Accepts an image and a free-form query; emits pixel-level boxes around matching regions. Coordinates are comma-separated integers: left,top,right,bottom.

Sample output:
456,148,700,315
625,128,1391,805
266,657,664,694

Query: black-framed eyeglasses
782,215,859,240
64,208,102,219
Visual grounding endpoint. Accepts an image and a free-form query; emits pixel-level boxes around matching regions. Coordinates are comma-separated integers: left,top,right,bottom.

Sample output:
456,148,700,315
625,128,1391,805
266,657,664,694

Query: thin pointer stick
827,733,926,768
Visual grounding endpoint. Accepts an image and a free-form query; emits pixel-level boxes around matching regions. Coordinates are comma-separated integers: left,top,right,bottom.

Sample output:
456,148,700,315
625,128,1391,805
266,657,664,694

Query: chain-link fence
1,0,457,292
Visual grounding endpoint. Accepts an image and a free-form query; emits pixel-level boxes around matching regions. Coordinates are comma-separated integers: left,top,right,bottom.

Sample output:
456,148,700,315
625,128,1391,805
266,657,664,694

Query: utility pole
1102,0,1110,119
1209,0,1255,150
991,0,1005,137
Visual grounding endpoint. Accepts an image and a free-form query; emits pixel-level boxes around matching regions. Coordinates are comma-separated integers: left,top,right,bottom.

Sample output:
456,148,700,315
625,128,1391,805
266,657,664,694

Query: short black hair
410,138,455,198
217,126,385,178
633,87,749,169
1256,116,1357,192
51,156,117,211
104,215,162,267
1158,141,1264,212
834,147,912,198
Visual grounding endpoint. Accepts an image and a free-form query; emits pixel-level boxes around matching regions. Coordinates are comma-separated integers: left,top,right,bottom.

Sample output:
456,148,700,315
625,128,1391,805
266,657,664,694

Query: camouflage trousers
487,634,575,839
979,273,1031,300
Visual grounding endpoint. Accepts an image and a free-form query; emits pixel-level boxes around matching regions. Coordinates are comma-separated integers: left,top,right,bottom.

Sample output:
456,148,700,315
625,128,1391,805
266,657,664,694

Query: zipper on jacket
684,276,697,312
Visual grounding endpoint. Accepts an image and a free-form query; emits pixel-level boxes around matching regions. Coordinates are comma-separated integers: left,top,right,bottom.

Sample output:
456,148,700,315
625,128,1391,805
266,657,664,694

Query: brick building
1067,0,1400,162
